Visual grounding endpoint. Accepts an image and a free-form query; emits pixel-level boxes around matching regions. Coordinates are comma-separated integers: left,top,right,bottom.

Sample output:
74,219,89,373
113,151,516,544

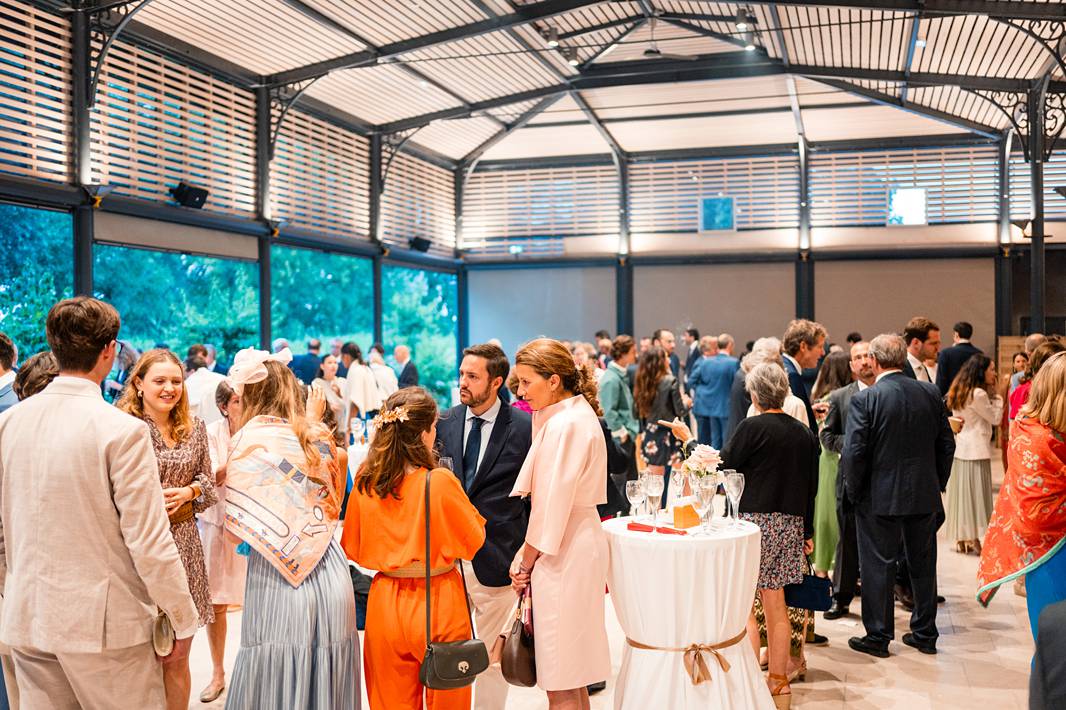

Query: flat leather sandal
199,682,225,703
768,672,792,709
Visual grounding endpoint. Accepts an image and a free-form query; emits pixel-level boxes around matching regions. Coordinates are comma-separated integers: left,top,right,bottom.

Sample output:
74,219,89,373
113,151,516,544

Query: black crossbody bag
418,470,490,689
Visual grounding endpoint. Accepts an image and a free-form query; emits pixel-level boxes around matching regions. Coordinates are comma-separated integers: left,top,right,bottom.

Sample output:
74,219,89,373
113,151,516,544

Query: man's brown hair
462,343,509,383
903,316,940,345
46,297,120,372
782,319,828,357
0,333,15,371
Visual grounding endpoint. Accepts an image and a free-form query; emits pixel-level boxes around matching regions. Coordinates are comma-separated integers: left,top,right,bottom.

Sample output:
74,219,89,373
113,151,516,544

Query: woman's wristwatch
187,483,202,500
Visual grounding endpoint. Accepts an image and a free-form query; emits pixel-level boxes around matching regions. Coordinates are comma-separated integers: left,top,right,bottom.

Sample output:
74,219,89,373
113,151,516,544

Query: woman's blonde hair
1019,351,1066,432
356,387,438,500
515,337,601,415
238,360,329,475
117,348,194,443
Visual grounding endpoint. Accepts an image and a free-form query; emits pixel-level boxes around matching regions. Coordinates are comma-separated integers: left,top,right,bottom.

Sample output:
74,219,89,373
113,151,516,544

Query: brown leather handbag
418,470,489,690
501,585,536,687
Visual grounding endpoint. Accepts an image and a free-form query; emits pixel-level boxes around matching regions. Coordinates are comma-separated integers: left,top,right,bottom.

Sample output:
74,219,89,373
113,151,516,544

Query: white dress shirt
907,352,931,382
0,370,15,391
463,396,502,474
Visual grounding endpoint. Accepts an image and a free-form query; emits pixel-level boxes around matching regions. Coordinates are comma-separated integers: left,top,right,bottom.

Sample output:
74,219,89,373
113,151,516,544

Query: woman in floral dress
118,349,217,710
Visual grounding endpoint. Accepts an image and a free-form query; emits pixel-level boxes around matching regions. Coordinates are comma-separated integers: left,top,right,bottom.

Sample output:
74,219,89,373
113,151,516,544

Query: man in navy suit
782,318,828,438
843,334,955,659
394,344,419,388
289,339,322,385
436,343,532,710
935,321,982,395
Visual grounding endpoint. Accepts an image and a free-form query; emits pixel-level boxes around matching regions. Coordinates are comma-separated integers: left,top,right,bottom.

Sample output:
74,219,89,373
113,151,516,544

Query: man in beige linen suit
0,297,198,709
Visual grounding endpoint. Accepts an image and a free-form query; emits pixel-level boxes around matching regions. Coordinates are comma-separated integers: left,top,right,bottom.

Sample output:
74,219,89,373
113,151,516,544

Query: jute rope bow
626,629,747,685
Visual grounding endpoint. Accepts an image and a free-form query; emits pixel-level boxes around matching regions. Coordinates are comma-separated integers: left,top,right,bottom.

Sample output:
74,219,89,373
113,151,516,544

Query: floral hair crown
373,405,410,427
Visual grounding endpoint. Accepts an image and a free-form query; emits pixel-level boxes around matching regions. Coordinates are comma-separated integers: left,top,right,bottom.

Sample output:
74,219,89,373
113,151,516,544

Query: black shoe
809,632,830,647
587,681,607,694
848,636,890,659
936,595,946,604
902,633,937,655
824,602,850,620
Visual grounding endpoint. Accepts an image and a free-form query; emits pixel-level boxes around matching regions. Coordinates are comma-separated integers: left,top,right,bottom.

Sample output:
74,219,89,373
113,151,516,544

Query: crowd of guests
0,300,1064,710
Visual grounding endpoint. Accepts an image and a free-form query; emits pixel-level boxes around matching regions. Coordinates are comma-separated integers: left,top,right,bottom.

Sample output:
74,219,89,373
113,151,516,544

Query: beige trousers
11,641,164,710
462,562,518,710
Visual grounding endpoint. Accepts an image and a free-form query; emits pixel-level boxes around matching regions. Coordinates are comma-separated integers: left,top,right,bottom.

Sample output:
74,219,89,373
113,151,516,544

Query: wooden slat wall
461,164,619,258
90,39,256,215
1008,151,1066,221
270,108,370,237
809,145,1000,227
0,1,70,182
381,151,455,257
629,156,801,233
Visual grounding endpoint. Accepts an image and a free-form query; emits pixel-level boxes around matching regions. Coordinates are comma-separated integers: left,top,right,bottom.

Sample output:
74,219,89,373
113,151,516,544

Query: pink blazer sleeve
524,421,596,556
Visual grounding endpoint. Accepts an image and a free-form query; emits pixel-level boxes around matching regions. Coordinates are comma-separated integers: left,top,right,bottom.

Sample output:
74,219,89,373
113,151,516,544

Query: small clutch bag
784,556,833,612
153,610,175,657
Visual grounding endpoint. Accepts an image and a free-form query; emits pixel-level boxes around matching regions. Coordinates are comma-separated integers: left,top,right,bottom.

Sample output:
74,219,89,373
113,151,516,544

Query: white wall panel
814,258,995,353
468,266,616,357
633,263,795,350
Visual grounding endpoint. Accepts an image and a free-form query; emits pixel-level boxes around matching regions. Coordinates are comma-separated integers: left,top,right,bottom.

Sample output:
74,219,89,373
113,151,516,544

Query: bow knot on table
626,628,747,686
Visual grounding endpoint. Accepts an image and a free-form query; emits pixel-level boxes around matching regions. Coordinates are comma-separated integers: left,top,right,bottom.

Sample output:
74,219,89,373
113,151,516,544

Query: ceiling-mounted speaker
170,181,208,209
409,236,432,253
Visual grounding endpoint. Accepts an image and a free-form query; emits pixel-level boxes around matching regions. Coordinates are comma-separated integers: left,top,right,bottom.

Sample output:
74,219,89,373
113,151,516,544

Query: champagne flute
625,481,646,519
637,470,651,521
439,456,454,472
694,477,716,535
724,472,745,528
645,474,665,523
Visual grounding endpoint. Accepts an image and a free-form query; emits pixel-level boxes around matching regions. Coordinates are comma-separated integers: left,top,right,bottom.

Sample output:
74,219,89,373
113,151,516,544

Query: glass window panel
382,264,458,407
270,245,374,354
0,203,73,357
93,244,259,365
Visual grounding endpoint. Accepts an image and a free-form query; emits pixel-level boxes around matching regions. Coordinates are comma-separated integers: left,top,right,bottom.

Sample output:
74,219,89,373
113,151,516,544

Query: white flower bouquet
682,444,722,485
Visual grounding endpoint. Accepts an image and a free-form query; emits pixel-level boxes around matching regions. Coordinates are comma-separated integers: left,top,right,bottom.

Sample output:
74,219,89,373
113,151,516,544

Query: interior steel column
255,85,272,349
616,257,634,337
795,141,814,320
369,134,384,345
795,253,814,320
616,158,634,336
372,255,383,346
996,134,1013,336
71,1,93,296
1028,84,1046,334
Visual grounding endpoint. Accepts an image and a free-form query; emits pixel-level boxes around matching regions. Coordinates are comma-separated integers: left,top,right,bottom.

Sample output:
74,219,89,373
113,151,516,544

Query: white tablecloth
604,517,774,710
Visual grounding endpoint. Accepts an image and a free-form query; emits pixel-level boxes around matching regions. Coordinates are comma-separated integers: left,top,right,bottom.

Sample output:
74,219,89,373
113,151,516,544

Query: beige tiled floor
190,464,1034,709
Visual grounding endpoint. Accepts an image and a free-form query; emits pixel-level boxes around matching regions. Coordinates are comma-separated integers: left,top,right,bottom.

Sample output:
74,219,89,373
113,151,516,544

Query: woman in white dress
345,344,384,426
368,344,398,399
197,380,248,703
312,353,348,439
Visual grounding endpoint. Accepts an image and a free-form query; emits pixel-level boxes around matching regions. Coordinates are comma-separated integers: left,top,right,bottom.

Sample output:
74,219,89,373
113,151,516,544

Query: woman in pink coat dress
510,338,610,710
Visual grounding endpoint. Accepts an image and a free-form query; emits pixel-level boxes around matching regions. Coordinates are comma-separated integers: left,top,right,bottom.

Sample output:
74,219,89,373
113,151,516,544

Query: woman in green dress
811,352,852,575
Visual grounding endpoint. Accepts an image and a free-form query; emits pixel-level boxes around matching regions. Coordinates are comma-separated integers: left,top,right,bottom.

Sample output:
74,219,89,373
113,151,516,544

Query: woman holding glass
719,363,818,710
633,345,689,509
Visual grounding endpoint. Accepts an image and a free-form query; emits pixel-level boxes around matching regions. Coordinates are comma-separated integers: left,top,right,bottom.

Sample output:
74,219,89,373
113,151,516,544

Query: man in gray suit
819,340,876,620
0,297,198,709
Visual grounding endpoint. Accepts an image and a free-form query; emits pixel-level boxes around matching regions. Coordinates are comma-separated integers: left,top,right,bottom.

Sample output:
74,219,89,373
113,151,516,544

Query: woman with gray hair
720,362,819,710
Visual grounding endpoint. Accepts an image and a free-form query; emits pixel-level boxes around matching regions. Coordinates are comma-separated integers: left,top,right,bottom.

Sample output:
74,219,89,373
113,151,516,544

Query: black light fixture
563,46,580,67
268,218,288,238
543,26,559,48
409,236,432,252
735,8,751,31
82,183,114,209
743,31,756,51
170,181,208,209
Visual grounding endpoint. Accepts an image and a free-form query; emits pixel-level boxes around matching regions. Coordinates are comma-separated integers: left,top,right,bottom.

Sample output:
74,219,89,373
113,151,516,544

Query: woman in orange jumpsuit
342,387,486,710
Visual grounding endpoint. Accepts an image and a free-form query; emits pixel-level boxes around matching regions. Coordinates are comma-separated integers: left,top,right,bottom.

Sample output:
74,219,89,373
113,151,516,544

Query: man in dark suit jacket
436,343,531,710
819,340,876,619
843,333,955,658
289,339,322,385
1032,600,1066,710
394,344,419,388
782,318,828,439
934,321,982,395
